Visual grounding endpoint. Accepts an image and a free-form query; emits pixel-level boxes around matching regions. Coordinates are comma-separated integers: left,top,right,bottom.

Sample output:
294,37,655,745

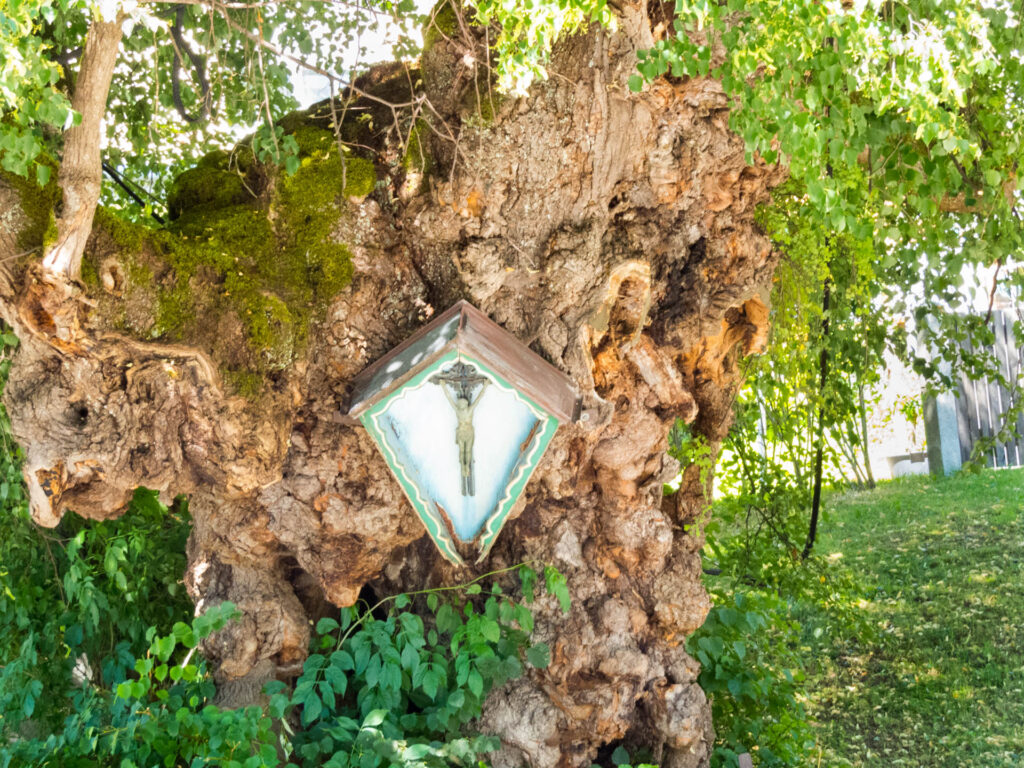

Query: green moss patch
403,120,434,176
81,207,150,291
423,0,458,52
88,134,371,396
158,204,301,372
291,125,336,158
466,88,503,126
167,166,254,220
2,162,60,254
282,126,377,198
92,206,147,255
274,130,375,315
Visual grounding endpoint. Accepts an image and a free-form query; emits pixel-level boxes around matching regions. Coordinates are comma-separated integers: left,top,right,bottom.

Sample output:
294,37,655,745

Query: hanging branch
169,5,213,124
802,268,831,561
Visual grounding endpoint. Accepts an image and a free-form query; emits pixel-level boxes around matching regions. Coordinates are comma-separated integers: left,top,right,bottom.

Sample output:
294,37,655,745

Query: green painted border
360,349,560,565
474,414,557,562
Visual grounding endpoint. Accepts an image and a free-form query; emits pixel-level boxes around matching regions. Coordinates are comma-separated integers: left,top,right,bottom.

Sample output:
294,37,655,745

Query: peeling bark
0,6,784,766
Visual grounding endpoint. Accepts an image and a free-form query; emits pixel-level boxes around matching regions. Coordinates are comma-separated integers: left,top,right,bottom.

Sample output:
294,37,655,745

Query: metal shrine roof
347,300,580,423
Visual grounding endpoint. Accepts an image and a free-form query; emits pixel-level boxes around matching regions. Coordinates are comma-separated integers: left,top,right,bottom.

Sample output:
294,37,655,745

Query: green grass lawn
804,468,1024,767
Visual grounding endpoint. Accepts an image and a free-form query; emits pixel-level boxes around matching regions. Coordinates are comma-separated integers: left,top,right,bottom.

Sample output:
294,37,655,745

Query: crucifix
430,362,489,496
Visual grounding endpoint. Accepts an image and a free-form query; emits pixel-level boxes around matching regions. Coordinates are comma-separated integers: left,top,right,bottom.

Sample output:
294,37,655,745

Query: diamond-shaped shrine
348,301,580,564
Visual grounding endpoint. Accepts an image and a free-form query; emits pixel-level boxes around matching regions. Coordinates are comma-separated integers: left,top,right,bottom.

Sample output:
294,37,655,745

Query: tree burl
0,9,783,767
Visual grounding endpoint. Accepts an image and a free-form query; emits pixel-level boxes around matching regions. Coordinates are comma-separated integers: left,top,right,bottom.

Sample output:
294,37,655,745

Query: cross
430,362,489,496
431,361,488,399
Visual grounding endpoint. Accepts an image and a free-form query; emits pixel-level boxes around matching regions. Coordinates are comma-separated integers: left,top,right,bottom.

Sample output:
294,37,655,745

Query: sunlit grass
803,468,1024,767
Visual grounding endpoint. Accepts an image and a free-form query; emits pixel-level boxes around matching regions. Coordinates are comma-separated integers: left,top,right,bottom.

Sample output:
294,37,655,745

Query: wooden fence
953,308,1024,469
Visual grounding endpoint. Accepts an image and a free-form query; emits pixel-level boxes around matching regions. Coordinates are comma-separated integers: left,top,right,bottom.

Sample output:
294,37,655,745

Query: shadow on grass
804,469,1024,768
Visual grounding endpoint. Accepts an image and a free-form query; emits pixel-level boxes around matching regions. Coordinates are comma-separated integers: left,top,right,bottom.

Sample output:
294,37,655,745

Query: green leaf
519,566,537,603
718,607,739,628
467,668,483,698
301,694,323,725
732,640,746,661
727,676,743,697
436,603,460,633
480,617,501,643
362,709,388,728
526,643,550,669
65,623,84,646
331,649,355,670
304,654,326,674
325,664,348,697
423,669,439,700
544,567,571,613
611,746,630,766
317,617,340,635
403,744,433,760
268,692,289,718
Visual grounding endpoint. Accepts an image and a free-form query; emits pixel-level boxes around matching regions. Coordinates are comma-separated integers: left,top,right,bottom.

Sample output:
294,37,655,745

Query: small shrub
0,562,564,767
271,565,561,767
687,591,812,768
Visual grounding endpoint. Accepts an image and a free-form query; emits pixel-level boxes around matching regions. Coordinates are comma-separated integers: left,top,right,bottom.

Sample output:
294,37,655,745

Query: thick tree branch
42,13,126,282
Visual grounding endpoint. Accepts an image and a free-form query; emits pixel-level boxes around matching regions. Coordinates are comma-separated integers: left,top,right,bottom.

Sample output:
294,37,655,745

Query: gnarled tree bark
0,6,783,767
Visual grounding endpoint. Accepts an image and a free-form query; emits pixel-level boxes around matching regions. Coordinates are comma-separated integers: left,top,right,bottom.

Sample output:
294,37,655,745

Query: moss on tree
423,0,458,52
403,120,434,176
83,127,376,397
167,167,253,220
2,162,60,254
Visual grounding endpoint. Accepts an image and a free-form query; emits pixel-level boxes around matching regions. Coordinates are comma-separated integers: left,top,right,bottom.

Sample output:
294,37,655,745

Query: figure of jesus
439,379,488,495
430,362,490,496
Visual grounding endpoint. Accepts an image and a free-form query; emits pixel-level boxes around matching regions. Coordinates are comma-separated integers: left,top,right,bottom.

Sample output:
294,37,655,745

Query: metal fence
954,309,1024,468
925,308,1024,474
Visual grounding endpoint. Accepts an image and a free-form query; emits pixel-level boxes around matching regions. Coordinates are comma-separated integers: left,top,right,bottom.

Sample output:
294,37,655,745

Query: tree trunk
858,379,876,488
42,14,124,282
0,9,784,767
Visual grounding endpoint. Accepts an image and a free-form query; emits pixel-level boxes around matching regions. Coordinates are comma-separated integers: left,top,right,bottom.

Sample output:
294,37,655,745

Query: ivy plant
271,564,565,768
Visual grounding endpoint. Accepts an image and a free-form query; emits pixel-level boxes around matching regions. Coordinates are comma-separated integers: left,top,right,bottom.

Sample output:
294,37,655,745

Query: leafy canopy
5,0,1019,327
6,0,1020,289
631,0,1023,355
0,0,610,212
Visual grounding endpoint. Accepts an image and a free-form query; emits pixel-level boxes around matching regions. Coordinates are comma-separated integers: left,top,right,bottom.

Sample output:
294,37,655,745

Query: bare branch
208,1,423,109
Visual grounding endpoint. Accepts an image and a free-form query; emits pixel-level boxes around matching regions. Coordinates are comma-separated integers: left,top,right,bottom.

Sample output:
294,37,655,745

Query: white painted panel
379,372,540,541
